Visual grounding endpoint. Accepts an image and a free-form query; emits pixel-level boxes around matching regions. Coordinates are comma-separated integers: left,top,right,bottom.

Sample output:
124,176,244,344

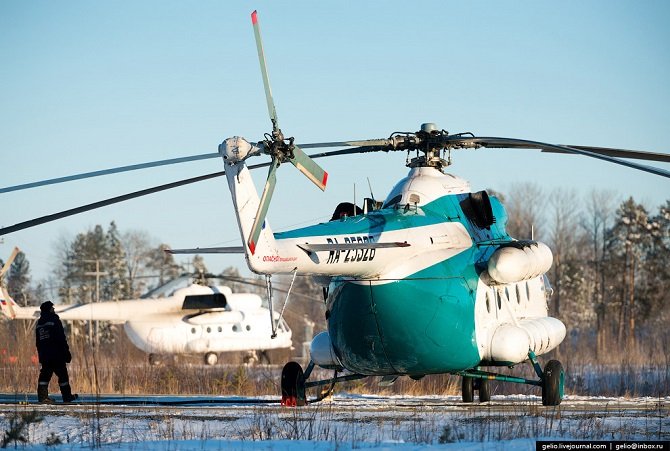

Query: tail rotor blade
290,145,328,191
251,10,279,131
248,158,279,254
0,247,20,278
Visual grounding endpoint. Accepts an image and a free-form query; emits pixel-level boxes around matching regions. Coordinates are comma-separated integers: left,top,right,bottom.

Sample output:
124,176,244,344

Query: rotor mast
404,123,451,171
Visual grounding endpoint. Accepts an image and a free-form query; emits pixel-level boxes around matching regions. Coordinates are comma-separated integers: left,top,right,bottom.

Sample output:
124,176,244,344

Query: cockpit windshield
382,194,402,209
141,275,193,299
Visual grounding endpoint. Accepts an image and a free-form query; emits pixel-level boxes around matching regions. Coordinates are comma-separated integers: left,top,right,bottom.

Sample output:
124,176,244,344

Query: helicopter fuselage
225,159,565,376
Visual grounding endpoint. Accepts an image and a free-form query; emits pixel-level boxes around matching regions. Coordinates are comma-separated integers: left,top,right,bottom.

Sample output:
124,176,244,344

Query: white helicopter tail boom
0,292,38,320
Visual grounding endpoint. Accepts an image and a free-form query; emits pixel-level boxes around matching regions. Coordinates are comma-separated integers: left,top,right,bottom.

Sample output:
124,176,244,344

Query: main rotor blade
215,274,318,302
251,10,279,132
297,139,393,150
444,137,670,179
553,145,670,163
0,170,225,236
0,153,220,194
298,136,670,166
0,247,20,278
248,158,279,255
290,145,328,191
0,148,351,237
165,246,245,254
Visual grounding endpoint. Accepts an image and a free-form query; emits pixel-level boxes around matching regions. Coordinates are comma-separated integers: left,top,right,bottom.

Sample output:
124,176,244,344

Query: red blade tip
249,241,256,255
322,172,329,188
251,10,258,25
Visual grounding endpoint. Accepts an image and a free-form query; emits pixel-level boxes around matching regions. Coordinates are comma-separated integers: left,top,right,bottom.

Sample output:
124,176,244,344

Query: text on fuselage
326,236,376,264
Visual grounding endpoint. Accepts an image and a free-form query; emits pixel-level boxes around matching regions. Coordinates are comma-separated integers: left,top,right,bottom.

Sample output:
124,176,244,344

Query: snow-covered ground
0,394,667,450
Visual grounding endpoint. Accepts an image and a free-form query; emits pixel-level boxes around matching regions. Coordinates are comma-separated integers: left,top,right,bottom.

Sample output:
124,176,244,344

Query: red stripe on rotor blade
249,241,256,255
251,10,258,24
322,171,329,188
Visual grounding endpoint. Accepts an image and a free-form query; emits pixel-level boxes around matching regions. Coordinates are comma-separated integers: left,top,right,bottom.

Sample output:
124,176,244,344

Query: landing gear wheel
542,360,564,406
204,352,218,366
148,354,161,366
478,378,491,402
281,361,306,407
461,376,474,403
243,351,258,365
258,350,270,365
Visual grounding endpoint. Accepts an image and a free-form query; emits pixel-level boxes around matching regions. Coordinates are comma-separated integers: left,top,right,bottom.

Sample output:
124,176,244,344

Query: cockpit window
382,194,402,209
182,293,227,310
330,202,363,221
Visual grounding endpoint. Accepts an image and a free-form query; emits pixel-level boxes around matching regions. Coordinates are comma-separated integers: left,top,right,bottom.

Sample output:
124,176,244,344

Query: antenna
367,177,375,201
353,183,356,217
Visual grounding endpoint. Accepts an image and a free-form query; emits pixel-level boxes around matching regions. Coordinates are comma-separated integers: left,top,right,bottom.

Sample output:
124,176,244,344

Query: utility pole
84,259,108,346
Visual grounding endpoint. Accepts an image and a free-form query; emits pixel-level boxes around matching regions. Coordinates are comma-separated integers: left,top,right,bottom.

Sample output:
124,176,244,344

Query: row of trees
502,184,669,357
1,222,187,306
2,189,668,360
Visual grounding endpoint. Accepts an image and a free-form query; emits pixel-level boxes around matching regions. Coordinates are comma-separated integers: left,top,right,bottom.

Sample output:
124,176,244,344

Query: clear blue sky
1,1,669,283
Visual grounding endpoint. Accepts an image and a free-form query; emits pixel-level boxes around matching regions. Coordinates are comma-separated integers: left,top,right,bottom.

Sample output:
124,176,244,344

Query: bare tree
504,182,545,240
582,189,616,360
144,243,183,290
547,187,584,319
121,229,153,298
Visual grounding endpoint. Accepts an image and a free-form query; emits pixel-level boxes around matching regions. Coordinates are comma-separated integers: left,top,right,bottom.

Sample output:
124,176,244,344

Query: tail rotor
246,10,328,254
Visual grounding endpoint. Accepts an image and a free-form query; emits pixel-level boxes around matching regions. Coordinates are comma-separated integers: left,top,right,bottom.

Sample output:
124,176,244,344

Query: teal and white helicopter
2,11,669,407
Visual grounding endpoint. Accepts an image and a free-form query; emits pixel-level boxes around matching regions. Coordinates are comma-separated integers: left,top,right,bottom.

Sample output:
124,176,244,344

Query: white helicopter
1,11,669,406
0,255,292,366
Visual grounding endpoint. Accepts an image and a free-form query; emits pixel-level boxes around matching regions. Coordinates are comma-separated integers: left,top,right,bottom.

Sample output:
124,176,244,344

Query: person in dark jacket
36,301,78,403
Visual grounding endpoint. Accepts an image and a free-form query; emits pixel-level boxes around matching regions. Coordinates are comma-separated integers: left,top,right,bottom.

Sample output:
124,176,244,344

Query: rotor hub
391,123,452,171
260,129,296,164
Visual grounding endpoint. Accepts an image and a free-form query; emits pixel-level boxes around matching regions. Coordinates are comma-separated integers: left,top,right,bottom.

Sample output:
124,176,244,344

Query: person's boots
60,383,78,403
37,384,55,404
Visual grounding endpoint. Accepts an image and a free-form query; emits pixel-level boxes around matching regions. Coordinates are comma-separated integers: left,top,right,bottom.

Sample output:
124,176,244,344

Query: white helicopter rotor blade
248,158,279,255
251,10,279,132
165,247,245,254
289,145,328,191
